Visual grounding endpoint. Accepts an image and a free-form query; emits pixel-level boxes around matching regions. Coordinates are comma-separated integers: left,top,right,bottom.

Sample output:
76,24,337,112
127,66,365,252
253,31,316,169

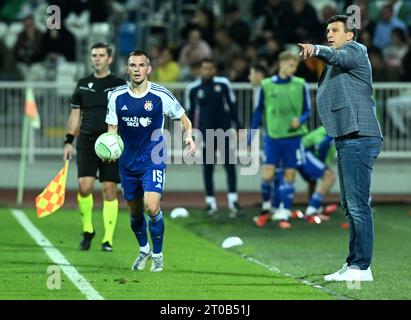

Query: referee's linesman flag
35,161,69,218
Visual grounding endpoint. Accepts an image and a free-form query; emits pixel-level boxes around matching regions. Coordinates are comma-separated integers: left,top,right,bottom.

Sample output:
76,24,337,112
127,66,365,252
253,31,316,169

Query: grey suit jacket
315,41,382,138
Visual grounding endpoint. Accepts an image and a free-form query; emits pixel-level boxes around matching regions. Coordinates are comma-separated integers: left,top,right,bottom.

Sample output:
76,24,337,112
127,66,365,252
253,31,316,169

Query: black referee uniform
70,74,126,181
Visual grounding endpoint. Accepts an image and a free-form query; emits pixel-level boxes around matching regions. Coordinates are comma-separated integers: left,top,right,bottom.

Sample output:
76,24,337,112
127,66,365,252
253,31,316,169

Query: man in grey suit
299,15,383,282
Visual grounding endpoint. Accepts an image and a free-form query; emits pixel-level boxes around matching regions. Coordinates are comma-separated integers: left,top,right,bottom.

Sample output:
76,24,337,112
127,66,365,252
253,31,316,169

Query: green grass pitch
0,204,410,300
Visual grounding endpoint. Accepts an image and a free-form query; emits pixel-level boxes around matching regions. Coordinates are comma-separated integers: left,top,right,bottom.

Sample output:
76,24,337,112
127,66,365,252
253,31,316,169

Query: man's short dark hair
127,50,151,65
200,58,215,65
250,63,268,77
91,42,112,57
327,15,357,40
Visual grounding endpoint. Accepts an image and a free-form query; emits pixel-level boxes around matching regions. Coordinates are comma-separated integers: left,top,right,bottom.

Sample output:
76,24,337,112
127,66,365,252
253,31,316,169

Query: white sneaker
324,264,373,281
151,254,164,272
271,209,291,221
131,251,152,271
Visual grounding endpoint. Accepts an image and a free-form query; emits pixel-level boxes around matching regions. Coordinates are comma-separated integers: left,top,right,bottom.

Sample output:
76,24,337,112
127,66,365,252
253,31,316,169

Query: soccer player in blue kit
106,51,196,272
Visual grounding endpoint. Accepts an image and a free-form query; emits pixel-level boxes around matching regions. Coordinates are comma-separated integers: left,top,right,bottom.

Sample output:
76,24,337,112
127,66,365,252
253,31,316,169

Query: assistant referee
63,42,126,252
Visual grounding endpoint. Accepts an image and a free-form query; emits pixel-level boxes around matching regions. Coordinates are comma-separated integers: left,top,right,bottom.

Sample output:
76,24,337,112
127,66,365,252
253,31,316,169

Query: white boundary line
241,254,351,300
11,209,104,300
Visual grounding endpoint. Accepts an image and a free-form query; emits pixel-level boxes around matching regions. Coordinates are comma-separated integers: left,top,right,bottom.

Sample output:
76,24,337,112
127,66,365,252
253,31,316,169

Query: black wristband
64,134,75,145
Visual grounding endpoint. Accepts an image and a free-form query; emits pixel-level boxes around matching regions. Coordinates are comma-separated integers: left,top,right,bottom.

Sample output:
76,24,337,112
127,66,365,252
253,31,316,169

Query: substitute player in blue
106,51,195,272
270,127,337,224
248,51,311,229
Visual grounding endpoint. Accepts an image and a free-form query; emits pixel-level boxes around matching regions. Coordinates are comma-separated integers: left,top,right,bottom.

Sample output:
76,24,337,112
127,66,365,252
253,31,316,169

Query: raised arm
298,42,361,70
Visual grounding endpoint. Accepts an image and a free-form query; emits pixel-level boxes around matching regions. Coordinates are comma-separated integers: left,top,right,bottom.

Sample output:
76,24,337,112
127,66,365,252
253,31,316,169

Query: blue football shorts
120,165,166,201
263,135,304,169
297,151,326,182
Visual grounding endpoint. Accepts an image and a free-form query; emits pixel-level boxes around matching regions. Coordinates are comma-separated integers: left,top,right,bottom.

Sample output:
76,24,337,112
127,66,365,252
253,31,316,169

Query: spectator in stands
351,0,376,40
178,28,212,80
389,0,411,27
222,4,251,49
341,0,380,23
51,0,87,21
368,48,398,81
244,41,260,63
258,35,283,70
40,26,76,63
182,7,215,47
359,30,375,50
228,54,249,82
258,0,288,45
13,16,43,65
383,28,409,68
319,4,337,40
0,39,23,80
283,0,322,43
150,47,181,83
212,28,241,77
373,4,407,50
86,0,111,23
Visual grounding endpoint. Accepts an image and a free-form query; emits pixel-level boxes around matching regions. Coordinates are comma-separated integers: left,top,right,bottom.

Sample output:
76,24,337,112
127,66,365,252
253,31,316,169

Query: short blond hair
278,51,299,63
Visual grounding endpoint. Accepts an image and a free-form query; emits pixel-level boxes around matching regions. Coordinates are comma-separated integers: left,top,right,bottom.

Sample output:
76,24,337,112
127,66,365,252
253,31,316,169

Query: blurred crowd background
0,0,410,83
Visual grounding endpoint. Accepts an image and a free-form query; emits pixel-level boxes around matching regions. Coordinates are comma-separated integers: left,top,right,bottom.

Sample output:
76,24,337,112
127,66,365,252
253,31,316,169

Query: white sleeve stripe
214,77,236,103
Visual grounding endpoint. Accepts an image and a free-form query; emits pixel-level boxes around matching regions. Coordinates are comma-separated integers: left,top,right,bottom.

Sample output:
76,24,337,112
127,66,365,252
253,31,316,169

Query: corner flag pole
17,87,40,206
17,114,30,206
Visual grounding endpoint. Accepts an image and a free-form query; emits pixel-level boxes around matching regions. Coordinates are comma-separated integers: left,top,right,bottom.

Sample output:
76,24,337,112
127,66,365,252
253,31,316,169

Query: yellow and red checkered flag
35,161,69,218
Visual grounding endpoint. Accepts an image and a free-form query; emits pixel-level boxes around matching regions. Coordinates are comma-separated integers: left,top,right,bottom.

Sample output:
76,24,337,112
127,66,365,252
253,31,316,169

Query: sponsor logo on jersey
139,117,152,127
144,100,153,111
121,116,152,127
121,105,128,110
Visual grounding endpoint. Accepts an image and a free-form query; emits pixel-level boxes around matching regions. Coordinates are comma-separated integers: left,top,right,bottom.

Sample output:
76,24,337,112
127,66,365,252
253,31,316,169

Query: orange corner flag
25,87,40,129
35,161,69,218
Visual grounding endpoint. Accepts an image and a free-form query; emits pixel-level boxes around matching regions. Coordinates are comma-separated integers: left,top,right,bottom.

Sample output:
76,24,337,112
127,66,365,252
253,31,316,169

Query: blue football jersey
106,82,185,171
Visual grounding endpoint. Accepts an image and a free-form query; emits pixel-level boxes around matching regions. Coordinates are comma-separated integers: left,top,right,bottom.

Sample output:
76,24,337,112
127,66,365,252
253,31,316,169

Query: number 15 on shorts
152,169,164,190
152,170,163,183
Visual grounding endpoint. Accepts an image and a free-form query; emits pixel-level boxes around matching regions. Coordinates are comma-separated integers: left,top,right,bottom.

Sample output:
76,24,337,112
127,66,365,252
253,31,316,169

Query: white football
170,207,189,219
94,132,124,161
221,236,244,249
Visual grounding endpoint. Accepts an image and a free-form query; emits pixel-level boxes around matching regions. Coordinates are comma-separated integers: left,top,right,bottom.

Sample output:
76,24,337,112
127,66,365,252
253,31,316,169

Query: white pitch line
241,254,351,300
11,209,104,300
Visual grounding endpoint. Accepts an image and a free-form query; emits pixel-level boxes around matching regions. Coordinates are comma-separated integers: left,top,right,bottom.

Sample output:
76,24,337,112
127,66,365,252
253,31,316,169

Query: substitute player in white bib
106,51,195,272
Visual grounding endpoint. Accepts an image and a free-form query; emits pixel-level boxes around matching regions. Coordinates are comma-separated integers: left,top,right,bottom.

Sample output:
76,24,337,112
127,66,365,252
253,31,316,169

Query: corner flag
24,87,40,129
35,161,69,218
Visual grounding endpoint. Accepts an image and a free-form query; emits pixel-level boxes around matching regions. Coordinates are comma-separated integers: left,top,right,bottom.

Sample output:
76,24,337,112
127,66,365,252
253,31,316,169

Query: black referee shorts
76,134,120,183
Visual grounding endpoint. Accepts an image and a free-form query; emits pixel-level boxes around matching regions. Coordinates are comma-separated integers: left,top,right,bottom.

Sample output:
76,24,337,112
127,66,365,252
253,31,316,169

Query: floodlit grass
0,207,331,300
1,204,409,300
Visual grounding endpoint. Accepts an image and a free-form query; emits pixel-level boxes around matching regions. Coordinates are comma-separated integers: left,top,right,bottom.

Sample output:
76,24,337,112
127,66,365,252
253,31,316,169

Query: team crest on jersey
214,85,221,92
197,89,205,99
144,100,153,111
88,82,93,89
